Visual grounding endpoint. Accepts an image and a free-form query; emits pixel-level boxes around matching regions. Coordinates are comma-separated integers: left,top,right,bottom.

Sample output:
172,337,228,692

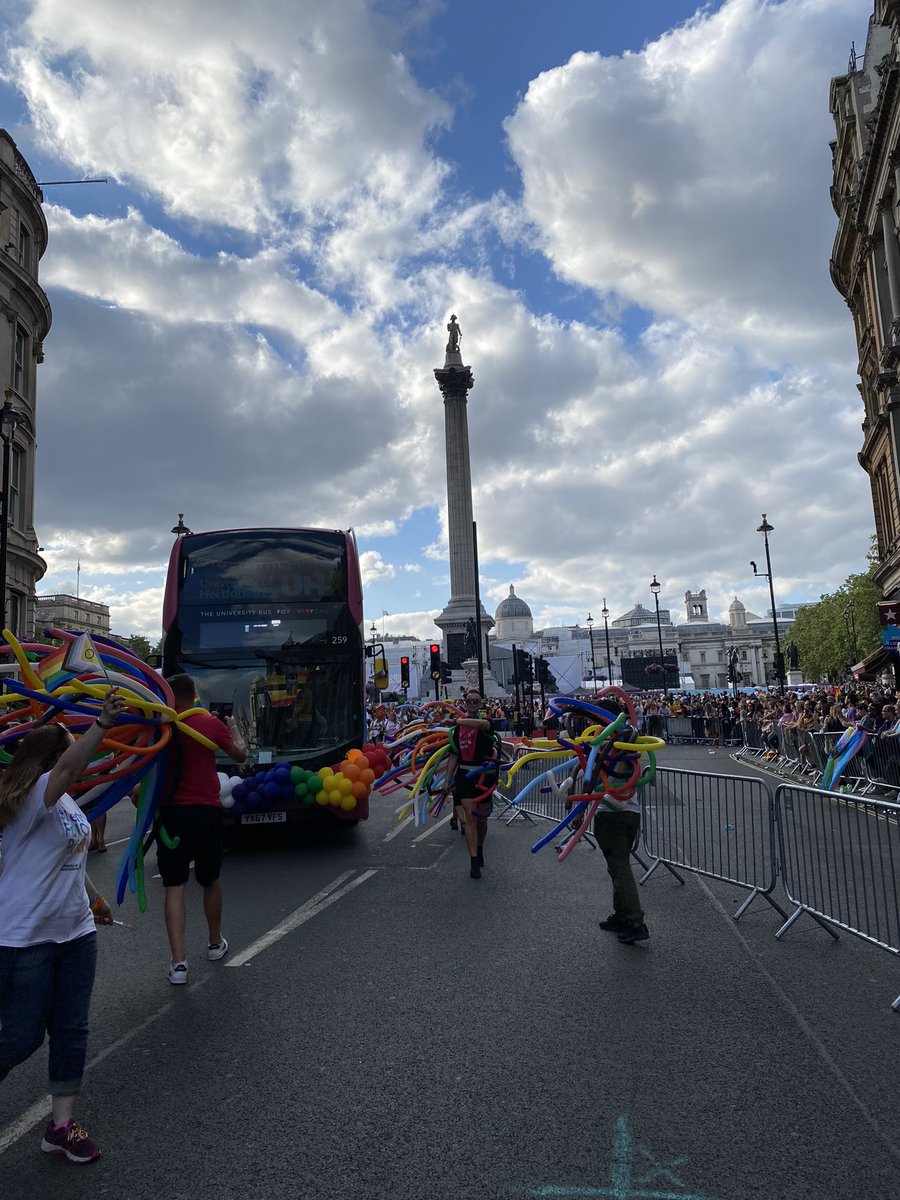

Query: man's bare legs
164,885,187,964
203,879,223,946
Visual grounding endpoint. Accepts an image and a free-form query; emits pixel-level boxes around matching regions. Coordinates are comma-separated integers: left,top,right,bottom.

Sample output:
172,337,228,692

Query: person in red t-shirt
157,674,247,985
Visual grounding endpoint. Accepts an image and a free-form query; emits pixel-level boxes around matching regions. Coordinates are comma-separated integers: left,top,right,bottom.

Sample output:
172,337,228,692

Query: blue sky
0,0,872,640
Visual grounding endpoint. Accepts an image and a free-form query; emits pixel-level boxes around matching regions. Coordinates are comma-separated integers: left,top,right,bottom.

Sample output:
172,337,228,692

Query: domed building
494,585,534,644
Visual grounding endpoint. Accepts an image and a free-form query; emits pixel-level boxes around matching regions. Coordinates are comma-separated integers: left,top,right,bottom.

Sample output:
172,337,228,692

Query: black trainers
617,922,650,945
449,816,458,831
469,858,481,879
475,847,484,867
598,914,630,933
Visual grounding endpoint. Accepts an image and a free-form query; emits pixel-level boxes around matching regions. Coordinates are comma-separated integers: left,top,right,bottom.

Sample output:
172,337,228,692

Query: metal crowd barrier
494,747,601,850
655,714,740,747
775,784,900,1012
640,766,786,919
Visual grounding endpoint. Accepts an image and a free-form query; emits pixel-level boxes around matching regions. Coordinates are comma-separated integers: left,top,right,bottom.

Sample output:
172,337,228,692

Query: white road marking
383,814,414,842
226,869,377,967
412,813,452,843
0,996,176,1157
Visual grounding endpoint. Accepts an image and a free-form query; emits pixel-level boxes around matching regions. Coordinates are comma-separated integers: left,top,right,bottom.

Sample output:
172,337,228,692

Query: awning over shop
851,644,898,681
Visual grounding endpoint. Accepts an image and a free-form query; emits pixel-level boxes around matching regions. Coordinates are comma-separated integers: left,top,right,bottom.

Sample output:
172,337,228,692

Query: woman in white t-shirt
0,688,127,1165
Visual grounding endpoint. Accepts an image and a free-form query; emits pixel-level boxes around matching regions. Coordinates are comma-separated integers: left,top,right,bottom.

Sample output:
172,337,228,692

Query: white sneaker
168,961,188,985
207,938,228,962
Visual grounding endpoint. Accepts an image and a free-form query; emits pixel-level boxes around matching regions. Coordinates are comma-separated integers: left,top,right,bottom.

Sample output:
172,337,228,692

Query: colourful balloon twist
0,628,224,912
519,688,664,861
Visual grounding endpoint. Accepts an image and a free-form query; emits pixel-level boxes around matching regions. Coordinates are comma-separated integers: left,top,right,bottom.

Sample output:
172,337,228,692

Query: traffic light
400,656,410,690
442,662,453,682
429,643,441,680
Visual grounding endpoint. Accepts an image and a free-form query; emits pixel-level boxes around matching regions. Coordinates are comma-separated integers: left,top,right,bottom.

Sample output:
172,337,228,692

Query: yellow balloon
319,766,335,779
338,776,353,795
329,791,342,806
315,790,329,806
340,796,357,811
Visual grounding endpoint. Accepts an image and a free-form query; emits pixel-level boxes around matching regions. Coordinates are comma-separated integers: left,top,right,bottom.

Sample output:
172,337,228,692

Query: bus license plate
241,812,287,825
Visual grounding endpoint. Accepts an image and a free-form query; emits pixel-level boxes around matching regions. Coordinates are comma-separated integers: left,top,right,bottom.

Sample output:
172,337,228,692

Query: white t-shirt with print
0,771,95,947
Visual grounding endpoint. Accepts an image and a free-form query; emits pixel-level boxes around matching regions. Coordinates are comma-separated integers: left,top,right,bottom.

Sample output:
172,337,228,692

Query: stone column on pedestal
432,314,501,692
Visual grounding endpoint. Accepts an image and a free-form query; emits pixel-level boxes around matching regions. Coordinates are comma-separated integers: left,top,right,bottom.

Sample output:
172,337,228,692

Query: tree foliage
788,562,882,682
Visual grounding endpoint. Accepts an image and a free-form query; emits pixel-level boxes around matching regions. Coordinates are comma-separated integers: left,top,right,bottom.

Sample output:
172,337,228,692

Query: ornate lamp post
170,513,192,537
751,514,785,695
601,599,612,688
650,575,668,699
586,612,597,693
0,392,20,635
843,600,858,668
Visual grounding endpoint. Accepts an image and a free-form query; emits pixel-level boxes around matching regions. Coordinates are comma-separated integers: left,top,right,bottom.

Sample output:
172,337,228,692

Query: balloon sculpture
0,627,227,913
513,689,664,861
372,699,507,825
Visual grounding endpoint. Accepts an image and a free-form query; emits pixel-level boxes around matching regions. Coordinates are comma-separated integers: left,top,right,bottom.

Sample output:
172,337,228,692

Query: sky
0,0,873,641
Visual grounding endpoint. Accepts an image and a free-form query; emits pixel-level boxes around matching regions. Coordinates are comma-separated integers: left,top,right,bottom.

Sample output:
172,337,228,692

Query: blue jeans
0,931,97,1096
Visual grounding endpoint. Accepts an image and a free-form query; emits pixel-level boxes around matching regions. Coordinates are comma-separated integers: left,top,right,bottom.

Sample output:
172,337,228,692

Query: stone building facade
0,130,50,637
829,6,900,607
491,586,795,692
34,594,110,640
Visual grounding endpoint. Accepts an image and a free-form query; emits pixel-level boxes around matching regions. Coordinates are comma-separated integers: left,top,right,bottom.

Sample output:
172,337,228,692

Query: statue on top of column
446,314,461,354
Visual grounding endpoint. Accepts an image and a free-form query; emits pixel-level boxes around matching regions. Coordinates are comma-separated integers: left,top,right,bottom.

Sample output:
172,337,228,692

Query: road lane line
383,814,414,842
0,996,176,1157
226,869,376,967
412,813,452,843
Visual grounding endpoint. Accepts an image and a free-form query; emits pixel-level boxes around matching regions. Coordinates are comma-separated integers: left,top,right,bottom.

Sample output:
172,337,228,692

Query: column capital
434,364,474,398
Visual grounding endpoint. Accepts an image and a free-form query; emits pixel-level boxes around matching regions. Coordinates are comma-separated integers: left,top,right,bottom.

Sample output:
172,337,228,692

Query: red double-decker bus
161,527,368,824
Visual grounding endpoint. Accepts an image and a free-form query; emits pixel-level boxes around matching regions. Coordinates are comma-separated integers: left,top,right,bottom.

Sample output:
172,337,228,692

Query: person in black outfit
443,691,498,878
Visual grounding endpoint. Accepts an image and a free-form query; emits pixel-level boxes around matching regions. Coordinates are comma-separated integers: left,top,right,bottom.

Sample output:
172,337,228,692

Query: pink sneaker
41,1118,101,1163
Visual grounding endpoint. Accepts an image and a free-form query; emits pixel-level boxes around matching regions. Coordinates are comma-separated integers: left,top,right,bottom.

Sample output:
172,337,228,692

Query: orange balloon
338,759,352,774
342,763,361,783
360,768,375,785
348,749,367,764
351,780,369,800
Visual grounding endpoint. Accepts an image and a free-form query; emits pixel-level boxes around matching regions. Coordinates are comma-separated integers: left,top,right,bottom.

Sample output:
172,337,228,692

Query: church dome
729,597,746,613
495,585,532,621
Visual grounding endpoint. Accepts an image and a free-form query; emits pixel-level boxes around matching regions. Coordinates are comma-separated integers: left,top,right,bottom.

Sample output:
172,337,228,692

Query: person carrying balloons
442,691,499,879
0,688,128,1164
157,674,247,985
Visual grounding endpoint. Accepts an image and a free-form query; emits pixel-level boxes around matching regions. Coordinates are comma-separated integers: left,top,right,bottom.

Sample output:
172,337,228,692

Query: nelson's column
433,315,500,694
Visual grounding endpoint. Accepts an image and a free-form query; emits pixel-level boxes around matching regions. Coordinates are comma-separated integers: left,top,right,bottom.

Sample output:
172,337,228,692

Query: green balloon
290,766,303,783
294,782,307,796
306,773,322,794
303,791,316,805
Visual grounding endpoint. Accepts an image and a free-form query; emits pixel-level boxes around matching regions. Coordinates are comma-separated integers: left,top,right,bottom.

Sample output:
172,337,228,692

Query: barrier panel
775,784,900,1012
657,715,740,747
494,748,603,852
640,766,786,919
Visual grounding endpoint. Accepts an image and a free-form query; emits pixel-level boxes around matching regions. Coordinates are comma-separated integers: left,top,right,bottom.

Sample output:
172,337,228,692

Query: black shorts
452,769,496,805
156,805,224,888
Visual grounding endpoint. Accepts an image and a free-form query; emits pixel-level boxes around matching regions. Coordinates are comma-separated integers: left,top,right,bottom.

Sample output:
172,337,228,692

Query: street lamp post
751,513,785,695
843,600,858,669
649,575,669,699
0,393,20,636
586,612,597,692
601,599,612,689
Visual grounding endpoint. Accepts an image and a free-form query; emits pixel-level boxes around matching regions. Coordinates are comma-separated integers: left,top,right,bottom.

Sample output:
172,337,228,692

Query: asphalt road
1,744,898,1199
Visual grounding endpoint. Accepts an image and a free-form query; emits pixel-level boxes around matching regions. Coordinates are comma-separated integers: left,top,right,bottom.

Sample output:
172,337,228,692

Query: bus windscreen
180,530,347,605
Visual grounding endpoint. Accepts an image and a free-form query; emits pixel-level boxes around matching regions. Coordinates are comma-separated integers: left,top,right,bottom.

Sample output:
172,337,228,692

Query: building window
7,591,21,639
13,326,26,395
740,650,748,661
699,651,706,663
8,445,20,529
17,222,30,273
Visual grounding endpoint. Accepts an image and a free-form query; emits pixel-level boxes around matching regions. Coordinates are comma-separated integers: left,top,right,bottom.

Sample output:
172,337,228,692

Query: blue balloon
246,789,262,808
264,781,280,799
232,783,247,803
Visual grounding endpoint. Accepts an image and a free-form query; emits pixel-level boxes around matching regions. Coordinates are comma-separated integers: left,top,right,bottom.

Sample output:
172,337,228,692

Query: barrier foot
732,887,789,922
631,849,649,870
892,994,900,1012
639,857,686,887
775,905,840,942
